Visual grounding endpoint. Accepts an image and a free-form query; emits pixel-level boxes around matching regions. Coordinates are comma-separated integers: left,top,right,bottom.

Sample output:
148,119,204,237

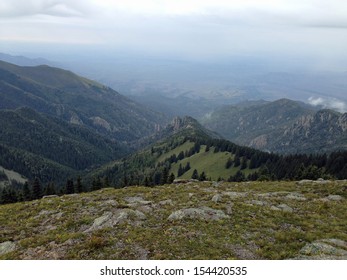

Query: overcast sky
1,0,347,69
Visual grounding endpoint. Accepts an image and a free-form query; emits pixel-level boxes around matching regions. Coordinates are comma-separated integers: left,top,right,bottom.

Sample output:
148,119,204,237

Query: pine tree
65,179,74,194
144,176,150,186
0,188,19,204
184,162,191,172
240,157,248,170
191,169,199,180
160,167,169,185
76,176,83,193
103,176,110,188
225,157,233,169
234,155,241,167
32,177,42,200
22,182,31,201
44,182,56,196
178,151,185,160
177,164,183,177
199,171,207,181
168,173,175,183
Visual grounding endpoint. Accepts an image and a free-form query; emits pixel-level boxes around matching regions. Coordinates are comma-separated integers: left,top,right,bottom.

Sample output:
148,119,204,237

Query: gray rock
315,179,331,185
246,200,269,206
85,209,146,232
229,244,259,260
0,241,16,256
168,206,229,221
270,206,281,211
211,181,220,188
285,192,307,201
297,180,313,185
271,204,293,213
320,239,347,249
173,179,190,184
326,195,344,201
42,195,58,199
100,199,118,207
257,192,289,198
223,191,248,199
299,240,347,258
158,199,173,206
124,196,152,205
212,194,223,203
225,204,233,215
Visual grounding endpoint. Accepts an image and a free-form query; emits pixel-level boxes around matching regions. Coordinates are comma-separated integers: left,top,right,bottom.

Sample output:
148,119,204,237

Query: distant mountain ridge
202,98,347,154
0,60,169,185
0,53,53,67
0,60,167,142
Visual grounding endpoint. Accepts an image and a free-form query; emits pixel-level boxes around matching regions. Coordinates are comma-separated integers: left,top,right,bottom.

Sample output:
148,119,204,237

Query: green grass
164,143,255,180
0,181,346,260
157,141,195,163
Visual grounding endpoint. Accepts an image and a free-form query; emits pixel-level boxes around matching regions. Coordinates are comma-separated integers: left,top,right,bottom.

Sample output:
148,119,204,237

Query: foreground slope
0,180,346,260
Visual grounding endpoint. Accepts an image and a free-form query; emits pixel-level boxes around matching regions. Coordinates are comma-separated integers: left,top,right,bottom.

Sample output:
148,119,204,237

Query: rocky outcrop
0,241,16,256
85,209,146,232
168,206,229,221
296,239,347,260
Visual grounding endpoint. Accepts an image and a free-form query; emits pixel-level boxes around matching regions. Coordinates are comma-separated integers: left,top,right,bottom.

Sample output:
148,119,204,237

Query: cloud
0,0,347,68
0,0,91,18
308,97,347,113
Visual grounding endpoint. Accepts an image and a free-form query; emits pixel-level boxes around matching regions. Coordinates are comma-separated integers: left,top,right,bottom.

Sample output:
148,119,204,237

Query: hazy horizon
1,0,347,112
1,0,347,69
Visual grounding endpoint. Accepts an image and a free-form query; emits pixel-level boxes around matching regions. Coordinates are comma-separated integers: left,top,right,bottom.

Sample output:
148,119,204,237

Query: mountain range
0,60,167,185
1,59,347,196
202,98,347,154
0,60,166,142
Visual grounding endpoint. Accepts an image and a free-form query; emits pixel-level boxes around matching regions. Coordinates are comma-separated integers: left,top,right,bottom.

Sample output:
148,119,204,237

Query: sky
1,0,347,68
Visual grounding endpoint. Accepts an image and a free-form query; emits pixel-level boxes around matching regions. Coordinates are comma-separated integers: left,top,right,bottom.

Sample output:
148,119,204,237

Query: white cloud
0,0,347,67
308,97,347,113
0,0,92,18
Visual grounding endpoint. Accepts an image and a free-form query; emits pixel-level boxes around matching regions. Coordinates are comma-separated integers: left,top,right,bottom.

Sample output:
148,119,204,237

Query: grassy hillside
0,180,346,260
160,144,254,180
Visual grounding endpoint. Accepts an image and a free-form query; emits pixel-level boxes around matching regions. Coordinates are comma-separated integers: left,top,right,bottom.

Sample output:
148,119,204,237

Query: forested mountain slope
0,60,167,142
202,98,347,154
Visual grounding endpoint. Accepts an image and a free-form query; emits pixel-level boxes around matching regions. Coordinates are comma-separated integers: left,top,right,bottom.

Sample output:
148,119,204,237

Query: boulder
270,204,293,213
246,200,269,206
85,209,146,232
223,191,248,199
168,206,229,221
299,239,347,259
285,192,307,201
212,194,223,203
0,241,16,256
124,196,152,205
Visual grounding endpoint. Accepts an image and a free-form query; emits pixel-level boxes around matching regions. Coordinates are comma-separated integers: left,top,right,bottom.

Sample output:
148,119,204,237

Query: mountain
0,60,170,186
91,116,347,188
0,60,167,142
202,98,347,154
0,53,52,67
0,107,129,184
